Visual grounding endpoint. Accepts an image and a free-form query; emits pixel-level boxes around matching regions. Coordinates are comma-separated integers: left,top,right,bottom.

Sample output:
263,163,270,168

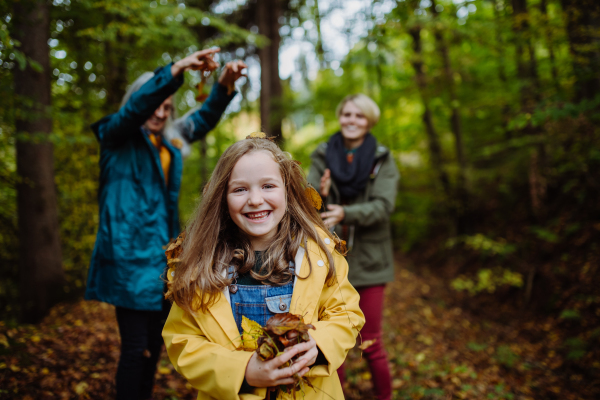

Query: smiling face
338,100,370,149
227,151,287,251
144,96,173,134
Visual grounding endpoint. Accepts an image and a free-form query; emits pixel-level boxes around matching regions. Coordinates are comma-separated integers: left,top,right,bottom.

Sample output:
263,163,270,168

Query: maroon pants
338,284,392,400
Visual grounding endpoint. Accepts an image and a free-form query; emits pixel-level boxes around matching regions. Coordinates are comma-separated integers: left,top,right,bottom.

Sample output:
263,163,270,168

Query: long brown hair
170,137,336,314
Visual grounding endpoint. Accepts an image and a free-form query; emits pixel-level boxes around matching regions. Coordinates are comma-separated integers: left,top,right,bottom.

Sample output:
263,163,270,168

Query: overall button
229,284,238,294
279,303,287,311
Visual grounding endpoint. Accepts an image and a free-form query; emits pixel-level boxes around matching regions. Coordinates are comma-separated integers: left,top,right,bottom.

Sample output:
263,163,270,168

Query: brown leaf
304,186,322,210
264,313,315,336
333,232,348,256
358,338,377,350
245,132,276,141
195,73,212,102
245,131,267,139
165,232,185,260
195,93,209,102
257,337,278,361
170,138,183,149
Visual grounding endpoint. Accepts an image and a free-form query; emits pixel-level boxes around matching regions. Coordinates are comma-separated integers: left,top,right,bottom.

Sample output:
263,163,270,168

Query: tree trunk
13,0,65,324
540,0,561,96
560,0,600,101
492,0,512,139
430,0,470,234
408,26,452,199
511,0,547,221
313,0,326,67
104,13,128,113
257,0,283,143
511,0,540,108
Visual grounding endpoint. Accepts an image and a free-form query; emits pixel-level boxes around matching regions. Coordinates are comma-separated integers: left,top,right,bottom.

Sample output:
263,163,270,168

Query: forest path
342,255,588,400
0,256,589,399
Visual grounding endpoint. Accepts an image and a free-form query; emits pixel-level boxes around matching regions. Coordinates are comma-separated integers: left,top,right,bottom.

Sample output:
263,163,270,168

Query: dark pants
338,284,392,400
115,298,171,400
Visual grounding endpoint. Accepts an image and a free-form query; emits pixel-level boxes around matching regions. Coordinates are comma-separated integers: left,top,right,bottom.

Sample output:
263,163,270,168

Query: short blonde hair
336,94,380,129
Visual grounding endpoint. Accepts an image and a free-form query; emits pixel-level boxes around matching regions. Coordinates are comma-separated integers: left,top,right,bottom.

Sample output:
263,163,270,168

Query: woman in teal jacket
85,48,246,400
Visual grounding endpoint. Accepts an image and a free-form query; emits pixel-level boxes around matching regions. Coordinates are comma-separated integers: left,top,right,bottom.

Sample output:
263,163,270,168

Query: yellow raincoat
162,229,365,399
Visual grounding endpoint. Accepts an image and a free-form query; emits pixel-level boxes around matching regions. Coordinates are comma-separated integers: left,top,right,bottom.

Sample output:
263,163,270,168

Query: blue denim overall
228,262,295,334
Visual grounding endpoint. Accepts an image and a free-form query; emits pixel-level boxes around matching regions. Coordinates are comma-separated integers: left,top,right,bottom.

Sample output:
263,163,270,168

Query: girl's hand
218,60,248,88
293,333,318,368
171,48,221,77
321,204,344,228
319,169,331,197
245,337,318,388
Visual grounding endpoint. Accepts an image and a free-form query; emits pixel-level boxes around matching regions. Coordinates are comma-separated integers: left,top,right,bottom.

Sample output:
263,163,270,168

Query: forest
0,0,599,399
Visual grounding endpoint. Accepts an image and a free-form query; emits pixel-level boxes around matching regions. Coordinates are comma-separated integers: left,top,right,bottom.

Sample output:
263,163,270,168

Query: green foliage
559,309,581,320
467,342,488,352
563,337,587,360
510,94,600,130
1,0,599,323
530,226,559,243
452,268,523,296
447,234,516,257
0,0,257,318
488,384,515,400
494,345,519,369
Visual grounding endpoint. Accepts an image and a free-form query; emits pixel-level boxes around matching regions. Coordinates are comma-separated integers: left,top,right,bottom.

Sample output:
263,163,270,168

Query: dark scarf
325,132,377,199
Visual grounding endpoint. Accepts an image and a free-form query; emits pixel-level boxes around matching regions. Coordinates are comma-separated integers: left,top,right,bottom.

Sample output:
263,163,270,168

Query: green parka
307,140,399,288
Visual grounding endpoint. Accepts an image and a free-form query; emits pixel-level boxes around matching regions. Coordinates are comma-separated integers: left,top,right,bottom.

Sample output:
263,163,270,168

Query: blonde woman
308,94,399,400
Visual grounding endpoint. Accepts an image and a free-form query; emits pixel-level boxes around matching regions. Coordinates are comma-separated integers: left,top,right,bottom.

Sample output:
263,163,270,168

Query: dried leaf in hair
245,131,276,141
165,232,186,260
165,232,185,300
332,231,348,256
227,83,235,95
246,131,267,139
304,186,323,210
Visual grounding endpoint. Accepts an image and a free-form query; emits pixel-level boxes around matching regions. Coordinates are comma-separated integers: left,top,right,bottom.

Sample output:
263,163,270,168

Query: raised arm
92,48,221,147
176,60,247,144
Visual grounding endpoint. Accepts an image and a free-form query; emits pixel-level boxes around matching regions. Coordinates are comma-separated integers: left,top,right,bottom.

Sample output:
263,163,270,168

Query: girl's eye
233,187,246,193
263,184,275,189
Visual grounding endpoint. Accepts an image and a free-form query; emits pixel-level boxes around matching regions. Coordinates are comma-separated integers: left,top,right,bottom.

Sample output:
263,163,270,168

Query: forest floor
0,254,597,400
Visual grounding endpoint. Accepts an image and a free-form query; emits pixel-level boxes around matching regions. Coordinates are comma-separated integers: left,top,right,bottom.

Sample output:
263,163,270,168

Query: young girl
162,136,365,399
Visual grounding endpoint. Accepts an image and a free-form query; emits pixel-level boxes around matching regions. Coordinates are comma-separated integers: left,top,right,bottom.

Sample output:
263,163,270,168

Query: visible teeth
247,211,269,219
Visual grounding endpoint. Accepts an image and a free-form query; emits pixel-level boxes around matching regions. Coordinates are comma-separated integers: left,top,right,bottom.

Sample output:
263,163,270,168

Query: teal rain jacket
85,65,235,311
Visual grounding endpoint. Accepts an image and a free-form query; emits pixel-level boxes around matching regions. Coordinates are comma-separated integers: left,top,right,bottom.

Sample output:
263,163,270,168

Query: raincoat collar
208,236,333,347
